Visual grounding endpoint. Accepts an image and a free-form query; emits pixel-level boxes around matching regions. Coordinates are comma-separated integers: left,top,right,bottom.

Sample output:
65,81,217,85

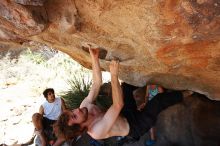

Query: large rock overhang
0,0,220,100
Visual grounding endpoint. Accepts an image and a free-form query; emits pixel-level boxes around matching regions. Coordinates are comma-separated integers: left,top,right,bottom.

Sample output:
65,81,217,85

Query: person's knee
32,113,42,122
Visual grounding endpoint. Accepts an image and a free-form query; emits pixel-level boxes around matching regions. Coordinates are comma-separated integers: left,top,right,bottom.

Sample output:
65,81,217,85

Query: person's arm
61,98,67,112
145,85,150,103
89,60,124,139
39,105,44,115
52,137,65,146
138,85,150,110
52,122,66,146
80,48,102,108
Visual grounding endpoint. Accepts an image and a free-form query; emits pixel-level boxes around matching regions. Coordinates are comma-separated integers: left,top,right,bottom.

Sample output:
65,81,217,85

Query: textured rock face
156,93,220,146
0,0,47,41
0,0,220,100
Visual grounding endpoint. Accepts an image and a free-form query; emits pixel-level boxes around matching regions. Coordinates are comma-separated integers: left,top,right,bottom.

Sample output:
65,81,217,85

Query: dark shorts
121,83,183,140
42,117,57,141
42,117,56,131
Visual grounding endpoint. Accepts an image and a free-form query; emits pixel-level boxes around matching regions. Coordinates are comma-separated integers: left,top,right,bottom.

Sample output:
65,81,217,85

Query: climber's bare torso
81,103,130,139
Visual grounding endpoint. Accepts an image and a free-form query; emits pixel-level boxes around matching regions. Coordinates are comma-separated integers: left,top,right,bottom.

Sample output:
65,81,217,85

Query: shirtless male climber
56,47,193,142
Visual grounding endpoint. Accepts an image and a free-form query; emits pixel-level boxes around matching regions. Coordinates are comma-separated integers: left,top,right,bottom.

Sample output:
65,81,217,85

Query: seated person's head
133,86,146,106
43,88,55,101
99,82,112,97
57,107,88,139
96,82,113,110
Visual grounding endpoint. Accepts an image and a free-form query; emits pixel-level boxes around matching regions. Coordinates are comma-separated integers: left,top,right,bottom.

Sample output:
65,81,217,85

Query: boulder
0,0,220,100
156,93,220,146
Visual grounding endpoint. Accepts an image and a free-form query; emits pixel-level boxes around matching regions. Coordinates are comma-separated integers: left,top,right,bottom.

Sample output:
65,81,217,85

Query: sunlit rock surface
0,0,220,100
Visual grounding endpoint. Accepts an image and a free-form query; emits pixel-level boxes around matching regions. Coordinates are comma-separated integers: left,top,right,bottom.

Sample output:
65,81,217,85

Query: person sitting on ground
32,88,67,146
145,85,164,145
133,84,164,145
56,48,193,143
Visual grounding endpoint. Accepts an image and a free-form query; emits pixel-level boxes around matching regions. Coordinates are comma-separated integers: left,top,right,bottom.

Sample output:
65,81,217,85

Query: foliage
61,74,112,110
20,49,46,64
61,72,92,109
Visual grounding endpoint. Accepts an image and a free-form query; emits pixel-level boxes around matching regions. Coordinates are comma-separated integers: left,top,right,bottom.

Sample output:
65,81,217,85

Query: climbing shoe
145,139,156,146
